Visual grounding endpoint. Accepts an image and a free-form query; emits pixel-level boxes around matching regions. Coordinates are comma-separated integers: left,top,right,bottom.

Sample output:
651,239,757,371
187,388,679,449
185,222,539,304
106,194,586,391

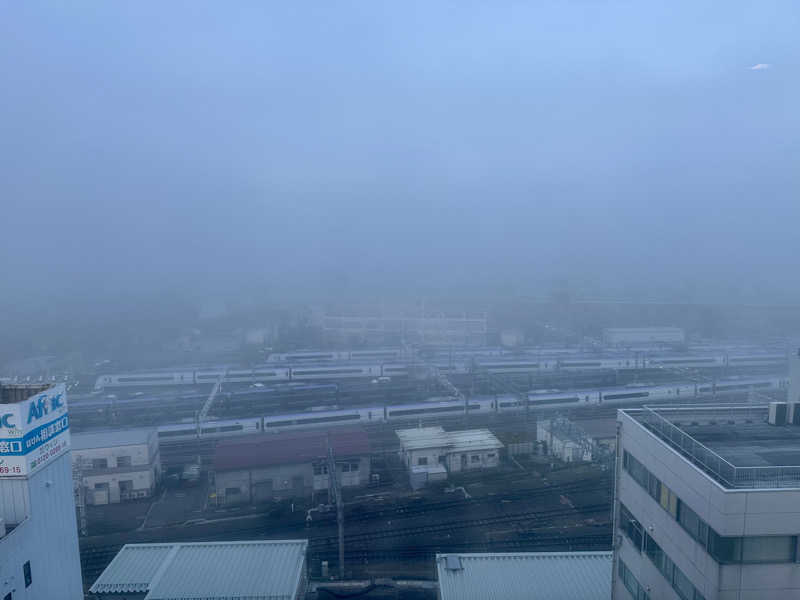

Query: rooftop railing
634,405,800,489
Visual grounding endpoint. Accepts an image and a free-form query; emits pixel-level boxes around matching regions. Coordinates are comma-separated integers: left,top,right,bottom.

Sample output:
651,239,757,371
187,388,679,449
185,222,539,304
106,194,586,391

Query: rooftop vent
445,555,463,571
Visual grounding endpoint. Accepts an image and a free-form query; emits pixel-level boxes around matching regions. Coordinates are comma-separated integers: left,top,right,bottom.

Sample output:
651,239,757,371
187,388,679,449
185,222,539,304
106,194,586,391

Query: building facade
213,430,370,506
538,417,616,463
614,404,800,600
396,427,503,488
72,428,160,505
0,383,84,600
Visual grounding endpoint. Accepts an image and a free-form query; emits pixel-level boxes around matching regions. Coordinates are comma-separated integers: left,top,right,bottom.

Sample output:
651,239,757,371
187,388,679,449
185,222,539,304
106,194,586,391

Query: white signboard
0,384,70,477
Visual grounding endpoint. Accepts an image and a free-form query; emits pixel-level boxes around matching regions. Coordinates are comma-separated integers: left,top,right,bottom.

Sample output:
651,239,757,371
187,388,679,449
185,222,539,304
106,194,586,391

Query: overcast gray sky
2,1,799,312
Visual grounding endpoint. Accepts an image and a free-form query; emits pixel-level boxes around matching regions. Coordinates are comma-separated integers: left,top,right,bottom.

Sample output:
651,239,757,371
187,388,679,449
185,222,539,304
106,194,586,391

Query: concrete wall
0,455,84,600
403,447,500,473
616,411,800,600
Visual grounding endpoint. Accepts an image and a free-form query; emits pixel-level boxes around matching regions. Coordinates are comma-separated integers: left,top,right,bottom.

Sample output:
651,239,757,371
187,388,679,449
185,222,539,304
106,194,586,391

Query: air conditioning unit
769,402,787,426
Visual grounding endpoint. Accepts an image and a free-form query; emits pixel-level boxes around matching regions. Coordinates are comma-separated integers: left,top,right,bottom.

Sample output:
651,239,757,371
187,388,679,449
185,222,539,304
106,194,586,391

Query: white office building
0,383,84,600
614,403,800,600
72,428,160,505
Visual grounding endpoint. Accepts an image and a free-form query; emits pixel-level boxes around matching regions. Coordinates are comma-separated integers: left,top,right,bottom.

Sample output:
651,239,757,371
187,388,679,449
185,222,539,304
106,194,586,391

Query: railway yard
28,340,789,591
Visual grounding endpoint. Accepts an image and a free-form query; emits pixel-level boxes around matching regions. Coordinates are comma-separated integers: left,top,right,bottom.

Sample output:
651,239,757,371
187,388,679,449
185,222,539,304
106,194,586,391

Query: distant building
89,540,308,600
436,551,612,600
537,417,616,463
603,327,685,346
213,430,371,506
0,383,84,600
72,428,160,504
323,312,487,346
789,346,800,404
614,404,800,600
396,426,503,488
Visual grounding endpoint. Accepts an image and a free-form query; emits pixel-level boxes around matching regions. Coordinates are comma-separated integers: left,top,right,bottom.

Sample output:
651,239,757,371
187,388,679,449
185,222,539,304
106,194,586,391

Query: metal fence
637,406,800,489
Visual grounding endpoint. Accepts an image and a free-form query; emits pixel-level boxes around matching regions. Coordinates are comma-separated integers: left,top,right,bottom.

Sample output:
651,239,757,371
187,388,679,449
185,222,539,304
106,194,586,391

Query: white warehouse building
396,426,503,488
614,403,800,600
0,383,84,600
72,428,160,505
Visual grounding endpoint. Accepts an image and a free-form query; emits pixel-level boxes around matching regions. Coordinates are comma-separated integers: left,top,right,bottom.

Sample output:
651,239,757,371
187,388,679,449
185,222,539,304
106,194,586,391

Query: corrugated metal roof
89,540,308,599
397,427,504,452
436,551,612,600
72,427,155,450
89,544,174,593
215,429,369,471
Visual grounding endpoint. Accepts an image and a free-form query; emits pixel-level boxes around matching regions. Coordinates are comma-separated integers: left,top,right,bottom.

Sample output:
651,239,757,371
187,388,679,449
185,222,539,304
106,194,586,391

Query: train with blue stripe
155,375,789,441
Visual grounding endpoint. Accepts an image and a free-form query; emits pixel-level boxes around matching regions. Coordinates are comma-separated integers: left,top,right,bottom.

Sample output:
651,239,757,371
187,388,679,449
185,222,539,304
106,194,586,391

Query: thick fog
2,1,799,317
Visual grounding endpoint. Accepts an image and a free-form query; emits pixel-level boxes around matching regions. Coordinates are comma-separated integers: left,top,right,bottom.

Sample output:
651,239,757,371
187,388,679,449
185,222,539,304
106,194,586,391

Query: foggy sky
2,1,799,313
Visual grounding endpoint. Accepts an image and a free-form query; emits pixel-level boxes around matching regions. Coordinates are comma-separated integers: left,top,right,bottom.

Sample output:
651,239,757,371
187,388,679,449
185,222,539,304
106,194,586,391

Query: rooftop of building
396,426,504,452
71,427,156,450
214,429,370,472
622,404,800,489
0,382,53,404
89,540,308,599
435,551,612,600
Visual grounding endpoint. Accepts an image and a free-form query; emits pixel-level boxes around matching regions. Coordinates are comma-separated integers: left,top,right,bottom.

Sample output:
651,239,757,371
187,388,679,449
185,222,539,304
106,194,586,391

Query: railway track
309,504,610,547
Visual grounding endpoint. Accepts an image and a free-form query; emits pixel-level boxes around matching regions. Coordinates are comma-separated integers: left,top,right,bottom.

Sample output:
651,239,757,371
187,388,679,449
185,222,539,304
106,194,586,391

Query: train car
262,408,368,431
557,357,644,371
385,399,482,420
381,363,410,377
288,364,382,381
349,349,404,361
725,354,786,368
645,355,726,369
480,361,546,374
94,371,196,390
157,418,261,441
266,351,351,362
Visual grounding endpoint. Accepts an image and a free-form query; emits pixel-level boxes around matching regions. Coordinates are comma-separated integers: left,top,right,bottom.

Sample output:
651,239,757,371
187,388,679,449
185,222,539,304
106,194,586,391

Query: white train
94,352,787,391
155,375,789,441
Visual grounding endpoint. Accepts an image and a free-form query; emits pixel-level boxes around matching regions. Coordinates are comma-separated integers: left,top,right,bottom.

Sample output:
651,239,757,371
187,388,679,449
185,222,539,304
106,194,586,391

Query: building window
438,455,446,464
225,487,241,496
487,453,496,458
417,457,428,466
92,458,108,469
341,463,351,472
471,455,480,463
23,561,32,588
313,464,328,475
117,456,132,467
349,462,359,472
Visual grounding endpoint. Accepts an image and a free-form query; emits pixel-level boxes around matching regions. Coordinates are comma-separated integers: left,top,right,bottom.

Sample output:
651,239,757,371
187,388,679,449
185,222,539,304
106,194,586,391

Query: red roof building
212,429,372,506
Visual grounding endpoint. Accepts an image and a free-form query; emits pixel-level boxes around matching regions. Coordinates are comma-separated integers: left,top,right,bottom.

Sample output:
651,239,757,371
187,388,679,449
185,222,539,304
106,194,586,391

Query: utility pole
327,437,345,579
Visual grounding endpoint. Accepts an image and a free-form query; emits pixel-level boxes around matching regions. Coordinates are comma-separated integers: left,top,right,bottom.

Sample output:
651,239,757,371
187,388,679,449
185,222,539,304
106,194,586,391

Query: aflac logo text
27,392,64,424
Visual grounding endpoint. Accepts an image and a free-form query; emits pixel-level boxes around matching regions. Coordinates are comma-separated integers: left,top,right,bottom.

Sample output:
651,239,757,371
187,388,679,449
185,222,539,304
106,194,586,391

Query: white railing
637,406,800,489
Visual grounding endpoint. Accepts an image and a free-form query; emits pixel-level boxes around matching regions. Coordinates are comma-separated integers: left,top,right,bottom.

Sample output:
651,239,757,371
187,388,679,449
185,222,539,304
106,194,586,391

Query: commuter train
155,375,789,441
93,351,787,391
